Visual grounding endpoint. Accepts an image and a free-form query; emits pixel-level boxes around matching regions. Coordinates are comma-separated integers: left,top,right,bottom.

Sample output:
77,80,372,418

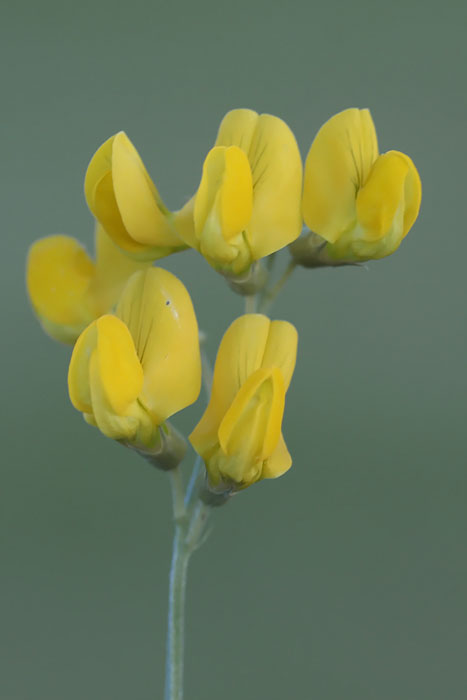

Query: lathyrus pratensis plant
26,107,421,700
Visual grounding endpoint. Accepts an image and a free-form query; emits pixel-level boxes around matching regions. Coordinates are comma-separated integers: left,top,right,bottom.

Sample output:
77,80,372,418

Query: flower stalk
164,466,211,700
259,260,296,313
165,507,189,700
165,467,189,700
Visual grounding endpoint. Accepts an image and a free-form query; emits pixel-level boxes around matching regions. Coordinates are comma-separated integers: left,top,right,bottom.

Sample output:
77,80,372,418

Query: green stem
244,294,257,313
259,260,296,313
169,465,186,522
164,468,211,700
200,347,214,398
184,454,202,507
165,468,187,700
265,252,277,273
186,500,211,550
164,522,190,700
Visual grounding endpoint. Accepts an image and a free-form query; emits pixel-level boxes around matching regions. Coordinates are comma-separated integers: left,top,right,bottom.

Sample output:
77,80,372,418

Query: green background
2,0,466,697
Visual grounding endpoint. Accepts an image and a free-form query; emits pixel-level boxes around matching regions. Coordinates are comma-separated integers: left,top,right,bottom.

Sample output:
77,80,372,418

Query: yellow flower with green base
68,267,201,465
26,224,150,344
190,313,298,492
84,131,188,261
184,109,303,277
291,108,422,266
83,111,303,285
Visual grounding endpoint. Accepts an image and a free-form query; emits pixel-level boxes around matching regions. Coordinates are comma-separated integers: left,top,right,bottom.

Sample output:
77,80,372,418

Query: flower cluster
26,107,421,493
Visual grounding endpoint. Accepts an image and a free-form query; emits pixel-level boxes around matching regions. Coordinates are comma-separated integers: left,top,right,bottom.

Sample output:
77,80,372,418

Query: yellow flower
26,224,149,344
178,109,303,276
68,268,201,454
300,108,422,263
190,314,298,491
84,131,187,261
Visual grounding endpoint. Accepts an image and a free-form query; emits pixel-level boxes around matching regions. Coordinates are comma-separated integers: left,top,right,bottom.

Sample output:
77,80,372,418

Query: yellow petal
190,314,298,460
85,134,145,256
89,223,150,314
68,319,98,413
393,151,422,239
190,315,271,453
218,367,285,463
356,151,409,241
34,318,85,345
216,109,303,259
246,114,303,258
27,235,95,332
303,108,378,243
116,268,201,422
215,108,260,151
68,316,156,444
111,132,179,247
173,197,197,248
261,433,292,479
194,145,253,243
88,349,141,441
261,320,298,391
68,315,143,416
85,133,183,259
93,315,144,415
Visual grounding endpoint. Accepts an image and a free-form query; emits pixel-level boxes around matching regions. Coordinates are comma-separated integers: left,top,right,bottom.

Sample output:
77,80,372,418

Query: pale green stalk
244,294,257,313
200,347,214,398
165,467,188,700
164,339,215,700
259,260,296,313
164,466,210,700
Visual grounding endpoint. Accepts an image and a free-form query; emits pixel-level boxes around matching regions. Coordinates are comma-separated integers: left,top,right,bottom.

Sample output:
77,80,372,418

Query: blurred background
2,0,466,697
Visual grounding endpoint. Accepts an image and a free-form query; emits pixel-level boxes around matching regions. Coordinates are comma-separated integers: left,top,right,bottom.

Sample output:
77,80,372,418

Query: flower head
85,132,187,261
26,224,149,343
190,314,298,491
179,109,303,276
301,108,421,262
68,268,201,452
